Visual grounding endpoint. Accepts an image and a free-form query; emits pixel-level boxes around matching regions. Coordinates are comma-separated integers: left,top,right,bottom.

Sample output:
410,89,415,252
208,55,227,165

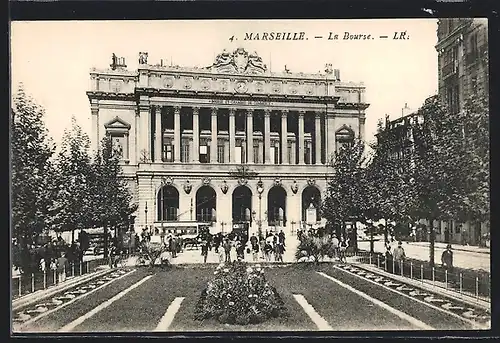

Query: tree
89,137,138,258
322,140,369,248
11,86,56,242
49,116,94,244
11,85,56,273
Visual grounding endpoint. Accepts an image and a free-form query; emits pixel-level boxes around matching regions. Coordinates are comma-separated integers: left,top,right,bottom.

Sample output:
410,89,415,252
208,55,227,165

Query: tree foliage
11,84,56,244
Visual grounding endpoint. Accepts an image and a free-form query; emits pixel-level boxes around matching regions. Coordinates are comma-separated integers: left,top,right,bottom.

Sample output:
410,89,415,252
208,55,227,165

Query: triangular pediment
104,116,131,129
335,124,354,135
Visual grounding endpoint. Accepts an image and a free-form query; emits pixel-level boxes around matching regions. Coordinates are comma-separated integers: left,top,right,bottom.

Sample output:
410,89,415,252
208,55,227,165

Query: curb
12,267,113,312
353,262,490,311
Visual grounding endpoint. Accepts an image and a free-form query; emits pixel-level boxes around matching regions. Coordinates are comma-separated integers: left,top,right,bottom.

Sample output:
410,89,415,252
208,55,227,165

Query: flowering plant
194,261,288,325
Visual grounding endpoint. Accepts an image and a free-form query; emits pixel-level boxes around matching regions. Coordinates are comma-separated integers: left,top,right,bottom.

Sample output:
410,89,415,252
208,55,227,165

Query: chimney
334,69,340,81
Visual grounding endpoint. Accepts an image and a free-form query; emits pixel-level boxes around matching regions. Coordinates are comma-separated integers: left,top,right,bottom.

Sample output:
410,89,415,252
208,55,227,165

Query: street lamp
257,178,264,238
145,202,149,235
160,177,166,243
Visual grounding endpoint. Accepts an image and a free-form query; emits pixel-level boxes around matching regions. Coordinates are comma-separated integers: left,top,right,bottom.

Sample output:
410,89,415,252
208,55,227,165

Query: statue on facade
139,52,149,65
325,63,333,74
247,51,267,74
110,53,118,70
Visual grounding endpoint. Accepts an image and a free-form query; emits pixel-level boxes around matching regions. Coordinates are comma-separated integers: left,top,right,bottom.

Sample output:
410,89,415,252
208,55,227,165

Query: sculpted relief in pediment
209,48,267,74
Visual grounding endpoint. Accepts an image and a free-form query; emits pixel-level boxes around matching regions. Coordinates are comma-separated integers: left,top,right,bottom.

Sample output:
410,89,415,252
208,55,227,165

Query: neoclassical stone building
87,48,369,236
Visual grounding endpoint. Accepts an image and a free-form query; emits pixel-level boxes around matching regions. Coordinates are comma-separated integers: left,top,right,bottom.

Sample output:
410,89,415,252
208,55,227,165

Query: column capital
315,111,323,119
247,108,254,115
91,106,99,115
211,107,218,115
139,103,150,112
229,108,236,116
173,105,181,114
264,109,271,117
298,110,306,117
192,106,200,115
281,109,289,117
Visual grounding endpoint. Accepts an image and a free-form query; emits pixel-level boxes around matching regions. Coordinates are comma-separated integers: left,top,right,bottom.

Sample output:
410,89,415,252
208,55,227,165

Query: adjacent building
375,18,489,246
87,48,369,237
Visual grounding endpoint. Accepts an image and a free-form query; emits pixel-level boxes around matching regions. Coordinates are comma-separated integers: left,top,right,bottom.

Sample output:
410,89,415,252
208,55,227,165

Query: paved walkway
358,241,490,273
405,242,490,254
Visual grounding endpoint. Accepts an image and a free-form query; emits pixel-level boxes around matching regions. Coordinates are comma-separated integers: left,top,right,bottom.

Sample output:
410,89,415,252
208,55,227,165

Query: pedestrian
250,233,258,247
56,252,67,283
339,237,348,263
223,239,232,263
251,240,259,261
331,235,339,260
393,241,406,274
264,241,273,261
278,230,286,247
201,240,209,263
384,245,393,273
259,236,266,260
275,242,285,262
441,244,454,272
171,236,178,258
218,244,224,263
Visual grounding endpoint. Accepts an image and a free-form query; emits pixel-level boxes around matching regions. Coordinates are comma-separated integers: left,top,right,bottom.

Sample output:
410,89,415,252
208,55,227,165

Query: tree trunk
429,219,435,268
384,218,388,246
103,224,109,259
369,224,374,254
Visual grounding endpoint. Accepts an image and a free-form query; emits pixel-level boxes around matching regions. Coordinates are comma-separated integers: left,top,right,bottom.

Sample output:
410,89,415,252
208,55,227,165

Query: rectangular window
200,145,209,163
164,144,173,162
217,145,225,163
287,144,292,164
253,143,259,164
235,146,242,164
305,143,311,164
182,144,190,163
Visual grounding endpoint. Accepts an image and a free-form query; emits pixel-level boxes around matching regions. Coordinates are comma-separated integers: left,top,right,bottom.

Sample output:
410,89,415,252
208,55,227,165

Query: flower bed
194,261,288,325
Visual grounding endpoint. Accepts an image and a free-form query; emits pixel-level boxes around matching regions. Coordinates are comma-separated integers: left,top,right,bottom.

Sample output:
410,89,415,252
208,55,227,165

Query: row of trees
322,90,489,267
11,85,137,272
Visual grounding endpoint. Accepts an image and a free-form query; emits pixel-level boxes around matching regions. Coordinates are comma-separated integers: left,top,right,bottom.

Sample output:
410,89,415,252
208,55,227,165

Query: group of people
197,230,287,263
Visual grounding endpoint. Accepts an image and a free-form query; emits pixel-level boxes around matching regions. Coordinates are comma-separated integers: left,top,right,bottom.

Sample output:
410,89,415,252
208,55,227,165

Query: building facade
87,48,369,236
436,18,488,114
372,19,489,246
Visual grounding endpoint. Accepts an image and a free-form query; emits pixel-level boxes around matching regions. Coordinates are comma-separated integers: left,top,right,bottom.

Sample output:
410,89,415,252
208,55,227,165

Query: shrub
295,235,335,263
194,261,288,325
138,241,167,267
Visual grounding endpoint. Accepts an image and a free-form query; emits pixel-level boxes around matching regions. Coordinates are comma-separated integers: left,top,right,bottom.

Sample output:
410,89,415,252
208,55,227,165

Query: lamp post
257,178,264,238
160,178,166,244
145,202,149,235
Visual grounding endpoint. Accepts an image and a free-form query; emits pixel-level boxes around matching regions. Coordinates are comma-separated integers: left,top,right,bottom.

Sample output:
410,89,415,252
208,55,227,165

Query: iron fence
352,251,490,303
11,258,108,299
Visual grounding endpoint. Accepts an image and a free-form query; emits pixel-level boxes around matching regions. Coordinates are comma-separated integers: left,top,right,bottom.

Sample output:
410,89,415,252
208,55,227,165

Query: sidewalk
12,266,112,311
406,241,490,255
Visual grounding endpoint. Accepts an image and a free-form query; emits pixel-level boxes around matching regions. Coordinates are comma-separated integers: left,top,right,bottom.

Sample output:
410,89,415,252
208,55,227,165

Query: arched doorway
196,186,216,222
302,186,321,223
232,186,252,224
157,185,179,222
267,186,287,227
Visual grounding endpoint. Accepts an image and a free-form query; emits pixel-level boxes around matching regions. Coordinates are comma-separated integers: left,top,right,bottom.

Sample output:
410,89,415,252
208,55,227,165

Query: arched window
157,186,179,222
335,126,355,153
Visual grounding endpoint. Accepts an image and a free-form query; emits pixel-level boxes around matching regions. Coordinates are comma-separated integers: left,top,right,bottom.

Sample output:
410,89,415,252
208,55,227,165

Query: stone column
192,107,200,162
315,112,322,165
229,108,236,163
154,106,162,162
173,106,181,163
91,104,99,153
135,108,140,164
281,110,288,165
264,109,271,164
327,115,336,162
139,100,151,162
211,107,218,163
246,109,254,164
298,110,305,164
359,117,366,142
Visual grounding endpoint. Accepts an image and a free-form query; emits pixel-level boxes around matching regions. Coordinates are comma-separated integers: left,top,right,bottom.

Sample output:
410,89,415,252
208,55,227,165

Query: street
13,262,489,333
357,240,490,272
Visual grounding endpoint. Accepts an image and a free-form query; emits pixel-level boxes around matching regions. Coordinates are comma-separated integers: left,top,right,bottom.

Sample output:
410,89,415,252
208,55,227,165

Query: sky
11,19,439,148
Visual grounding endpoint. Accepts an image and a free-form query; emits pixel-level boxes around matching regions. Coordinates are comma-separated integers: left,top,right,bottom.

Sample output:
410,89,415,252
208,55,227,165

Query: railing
11,258,108,300
352,251,490,303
